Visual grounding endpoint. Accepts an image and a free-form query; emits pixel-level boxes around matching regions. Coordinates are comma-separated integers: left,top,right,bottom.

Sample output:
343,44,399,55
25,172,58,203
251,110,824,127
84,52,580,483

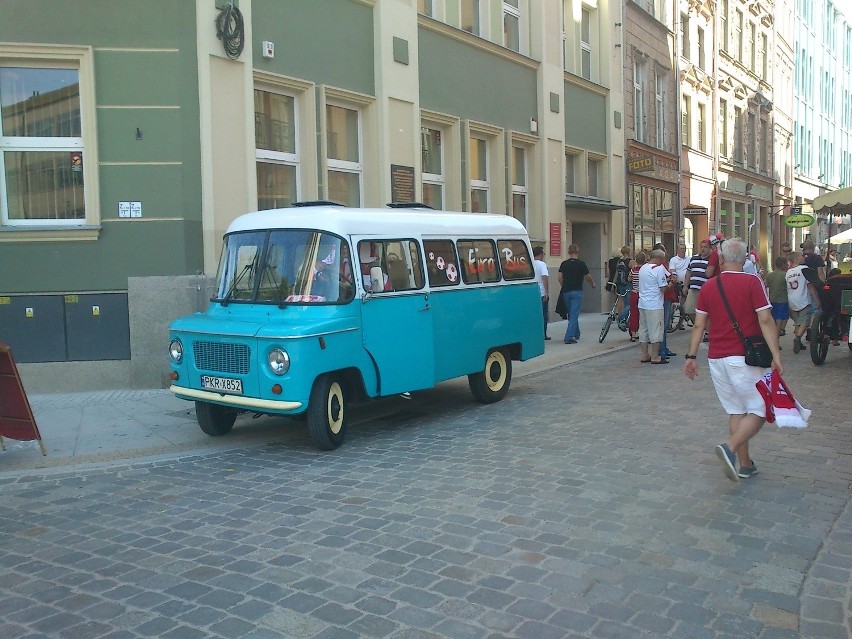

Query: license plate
200,375,243,394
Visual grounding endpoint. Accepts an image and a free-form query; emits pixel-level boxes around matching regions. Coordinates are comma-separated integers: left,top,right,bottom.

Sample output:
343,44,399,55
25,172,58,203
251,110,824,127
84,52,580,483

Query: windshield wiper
221,263,253,306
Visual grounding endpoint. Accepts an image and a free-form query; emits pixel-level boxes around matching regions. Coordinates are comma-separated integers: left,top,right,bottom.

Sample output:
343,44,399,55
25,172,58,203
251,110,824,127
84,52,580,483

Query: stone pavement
0,316,850,639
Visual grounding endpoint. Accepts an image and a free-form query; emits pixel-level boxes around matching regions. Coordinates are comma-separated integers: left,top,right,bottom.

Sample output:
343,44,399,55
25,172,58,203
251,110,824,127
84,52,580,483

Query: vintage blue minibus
167,204,544,449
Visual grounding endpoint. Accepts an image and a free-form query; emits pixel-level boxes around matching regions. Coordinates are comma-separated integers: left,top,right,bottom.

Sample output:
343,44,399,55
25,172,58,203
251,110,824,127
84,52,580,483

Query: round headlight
267,348,290,375
169,339,183,364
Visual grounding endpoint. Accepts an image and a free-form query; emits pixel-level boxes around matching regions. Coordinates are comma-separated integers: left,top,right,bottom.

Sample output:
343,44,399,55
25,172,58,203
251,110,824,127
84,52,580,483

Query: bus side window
458,239,500,284
497,239,534,280
423,240,460,287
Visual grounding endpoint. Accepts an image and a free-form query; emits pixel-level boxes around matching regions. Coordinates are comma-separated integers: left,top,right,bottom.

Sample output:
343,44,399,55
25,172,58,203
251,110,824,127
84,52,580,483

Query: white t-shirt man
534,258,549,296
785,264,812,311
638,262,668,310
668,253,689,281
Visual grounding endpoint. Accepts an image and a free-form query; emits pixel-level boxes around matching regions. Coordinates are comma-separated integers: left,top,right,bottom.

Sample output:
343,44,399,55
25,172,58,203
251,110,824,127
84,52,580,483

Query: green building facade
0,0,624,391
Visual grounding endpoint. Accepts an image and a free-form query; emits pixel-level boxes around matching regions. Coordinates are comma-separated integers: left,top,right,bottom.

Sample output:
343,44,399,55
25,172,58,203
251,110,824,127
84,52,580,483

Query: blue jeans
562,290,584,341
659,299,672,355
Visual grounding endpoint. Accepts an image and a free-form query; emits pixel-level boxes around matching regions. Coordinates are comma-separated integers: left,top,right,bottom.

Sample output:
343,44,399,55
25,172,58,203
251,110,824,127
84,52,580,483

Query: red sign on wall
549,223,562,256
0,342,46,455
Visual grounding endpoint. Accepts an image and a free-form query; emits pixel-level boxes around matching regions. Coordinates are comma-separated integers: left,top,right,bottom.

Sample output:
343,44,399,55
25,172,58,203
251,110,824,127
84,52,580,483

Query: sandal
650,359,669,364
640,358,651,363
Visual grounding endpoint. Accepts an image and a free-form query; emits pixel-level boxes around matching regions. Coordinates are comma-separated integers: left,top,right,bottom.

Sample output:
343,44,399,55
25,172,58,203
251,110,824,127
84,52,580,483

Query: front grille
193,341,250,374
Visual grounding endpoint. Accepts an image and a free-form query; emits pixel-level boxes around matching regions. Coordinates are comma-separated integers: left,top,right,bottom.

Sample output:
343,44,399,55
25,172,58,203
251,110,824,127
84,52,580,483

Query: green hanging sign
784,213,815,228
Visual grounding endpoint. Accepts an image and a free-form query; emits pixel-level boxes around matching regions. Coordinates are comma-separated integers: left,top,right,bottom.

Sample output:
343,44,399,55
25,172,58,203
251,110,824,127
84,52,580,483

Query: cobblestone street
2,334,851,638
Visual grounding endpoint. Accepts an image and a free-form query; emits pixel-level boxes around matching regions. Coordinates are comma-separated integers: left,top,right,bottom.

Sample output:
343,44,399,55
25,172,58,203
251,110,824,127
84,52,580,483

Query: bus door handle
419,294,430,312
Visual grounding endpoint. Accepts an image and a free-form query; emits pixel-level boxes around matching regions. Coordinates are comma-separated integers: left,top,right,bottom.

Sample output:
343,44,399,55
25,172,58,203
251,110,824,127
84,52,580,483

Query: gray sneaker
738,463,758,479
715,443,739,482
793,338,803,354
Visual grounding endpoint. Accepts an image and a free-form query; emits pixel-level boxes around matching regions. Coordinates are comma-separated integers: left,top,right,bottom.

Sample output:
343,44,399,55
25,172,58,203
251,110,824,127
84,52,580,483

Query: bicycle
667,300,694,333
599,283,629,343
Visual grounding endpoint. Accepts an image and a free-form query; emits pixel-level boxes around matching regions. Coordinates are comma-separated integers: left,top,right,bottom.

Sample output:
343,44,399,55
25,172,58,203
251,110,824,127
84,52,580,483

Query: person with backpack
614,246,633,329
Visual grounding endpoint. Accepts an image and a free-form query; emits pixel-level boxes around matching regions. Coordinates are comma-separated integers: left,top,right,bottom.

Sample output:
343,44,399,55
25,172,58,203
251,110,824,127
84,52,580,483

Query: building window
698,102,706,152
760,33,768,79
747,112,756,169
469,135,489,212
580,7,592,80
719,99,728,158
720,0,728,51
503,1,521,53
655,71,665,150
461,0,481,36
734,10,743,62
255,90,299,210
421,126,444,210
417,0,434,17
588,156,604,198
1,59,94,227
511,145,527,225
565,151,577,194
681,13,690,59
733,106,743,165
326,104,362,207
748,22,756,71
633,57,647,143
682,95,691,148
760,117,769,172
698,26,706,69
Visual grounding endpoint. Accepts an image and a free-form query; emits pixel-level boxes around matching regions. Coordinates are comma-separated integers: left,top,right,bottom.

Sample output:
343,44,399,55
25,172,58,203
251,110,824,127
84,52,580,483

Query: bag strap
716,276,748,348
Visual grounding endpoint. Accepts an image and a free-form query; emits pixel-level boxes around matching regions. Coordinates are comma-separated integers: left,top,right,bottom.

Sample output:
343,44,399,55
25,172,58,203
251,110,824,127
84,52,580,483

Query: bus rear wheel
195,401,238,436
468,348,512,404
307,374,347,450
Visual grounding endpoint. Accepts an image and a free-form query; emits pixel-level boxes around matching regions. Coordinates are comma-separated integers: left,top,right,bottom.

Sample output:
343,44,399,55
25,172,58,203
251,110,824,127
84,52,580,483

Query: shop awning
564,195,627,212
828,227,852,243
812,186,852,215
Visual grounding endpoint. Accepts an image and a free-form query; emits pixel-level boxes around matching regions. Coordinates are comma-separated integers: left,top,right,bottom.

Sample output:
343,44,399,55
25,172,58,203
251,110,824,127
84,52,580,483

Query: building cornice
417,15,539,71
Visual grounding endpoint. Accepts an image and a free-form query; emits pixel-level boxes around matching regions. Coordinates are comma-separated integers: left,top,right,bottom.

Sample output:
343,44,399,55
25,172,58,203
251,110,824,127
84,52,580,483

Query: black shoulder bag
716,276,773,368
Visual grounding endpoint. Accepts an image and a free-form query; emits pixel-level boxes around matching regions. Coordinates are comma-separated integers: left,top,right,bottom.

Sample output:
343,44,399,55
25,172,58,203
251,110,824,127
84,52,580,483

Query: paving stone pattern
1,339,851,638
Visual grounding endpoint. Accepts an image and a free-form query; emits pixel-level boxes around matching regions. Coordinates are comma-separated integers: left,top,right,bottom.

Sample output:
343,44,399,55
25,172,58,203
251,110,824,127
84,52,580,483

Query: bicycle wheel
668,304,681,333
599,313,614,343
809,311,830,365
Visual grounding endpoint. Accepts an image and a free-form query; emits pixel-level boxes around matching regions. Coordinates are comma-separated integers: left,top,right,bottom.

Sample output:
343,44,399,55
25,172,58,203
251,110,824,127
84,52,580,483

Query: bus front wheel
468,348,512,404
195,401,237,436
307,374,347,450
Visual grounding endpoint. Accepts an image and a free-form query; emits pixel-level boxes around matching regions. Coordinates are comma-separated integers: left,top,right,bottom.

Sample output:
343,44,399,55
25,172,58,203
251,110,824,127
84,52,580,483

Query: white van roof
225,206,529,238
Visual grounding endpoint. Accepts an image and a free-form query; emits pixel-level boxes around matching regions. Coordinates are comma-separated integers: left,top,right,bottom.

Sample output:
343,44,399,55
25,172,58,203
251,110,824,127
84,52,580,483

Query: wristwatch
684,354,697,359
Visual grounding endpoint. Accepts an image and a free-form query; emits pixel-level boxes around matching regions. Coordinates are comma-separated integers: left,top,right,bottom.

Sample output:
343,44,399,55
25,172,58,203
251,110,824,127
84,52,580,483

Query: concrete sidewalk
2,312,660,472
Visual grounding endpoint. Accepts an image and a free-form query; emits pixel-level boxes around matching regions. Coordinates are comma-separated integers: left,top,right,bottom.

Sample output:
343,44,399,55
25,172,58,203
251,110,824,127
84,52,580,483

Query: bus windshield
213,230,355,305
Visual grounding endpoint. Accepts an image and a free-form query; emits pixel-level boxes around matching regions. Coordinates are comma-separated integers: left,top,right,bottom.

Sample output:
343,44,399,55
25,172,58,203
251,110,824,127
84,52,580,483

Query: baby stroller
810,273,852,365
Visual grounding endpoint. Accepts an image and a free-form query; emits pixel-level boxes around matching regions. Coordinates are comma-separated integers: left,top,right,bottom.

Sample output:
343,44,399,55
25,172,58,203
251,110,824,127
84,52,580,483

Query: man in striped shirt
682,239,712,320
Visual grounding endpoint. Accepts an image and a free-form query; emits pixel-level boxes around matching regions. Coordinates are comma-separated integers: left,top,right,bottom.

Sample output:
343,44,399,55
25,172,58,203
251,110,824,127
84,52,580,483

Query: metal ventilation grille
192,342,250,375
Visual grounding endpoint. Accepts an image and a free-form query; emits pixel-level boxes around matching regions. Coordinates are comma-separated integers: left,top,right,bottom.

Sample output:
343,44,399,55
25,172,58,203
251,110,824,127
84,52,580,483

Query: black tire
668,305,681,333
809,312,830,365
307,374,347,450
195,401,237,436
599,314,613,343
468,348,512,404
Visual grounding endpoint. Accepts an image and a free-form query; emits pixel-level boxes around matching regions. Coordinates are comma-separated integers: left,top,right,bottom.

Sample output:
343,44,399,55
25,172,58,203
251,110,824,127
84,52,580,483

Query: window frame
0,44,99,234
325,101,363,207
461,0,482,36
654,70,665,150
468,132,491,213
421,125,445,210
254,87,300,210
633,57,647,144
510,144,528,227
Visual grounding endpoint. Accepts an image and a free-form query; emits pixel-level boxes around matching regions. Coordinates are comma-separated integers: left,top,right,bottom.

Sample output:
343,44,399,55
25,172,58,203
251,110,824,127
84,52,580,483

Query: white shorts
638,308,664,343
707,356,767,417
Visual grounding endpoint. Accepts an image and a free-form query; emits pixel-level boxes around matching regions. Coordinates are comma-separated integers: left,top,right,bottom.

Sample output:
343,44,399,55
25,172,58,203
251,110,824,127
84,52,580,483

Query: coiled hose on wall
215,2,244,60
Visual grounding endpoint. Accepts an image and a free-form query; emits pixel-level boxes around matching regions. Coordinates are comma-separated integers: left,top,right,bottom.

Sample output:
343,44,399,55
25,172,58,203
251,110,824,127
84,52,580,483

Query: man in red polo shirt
683,238,782,483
